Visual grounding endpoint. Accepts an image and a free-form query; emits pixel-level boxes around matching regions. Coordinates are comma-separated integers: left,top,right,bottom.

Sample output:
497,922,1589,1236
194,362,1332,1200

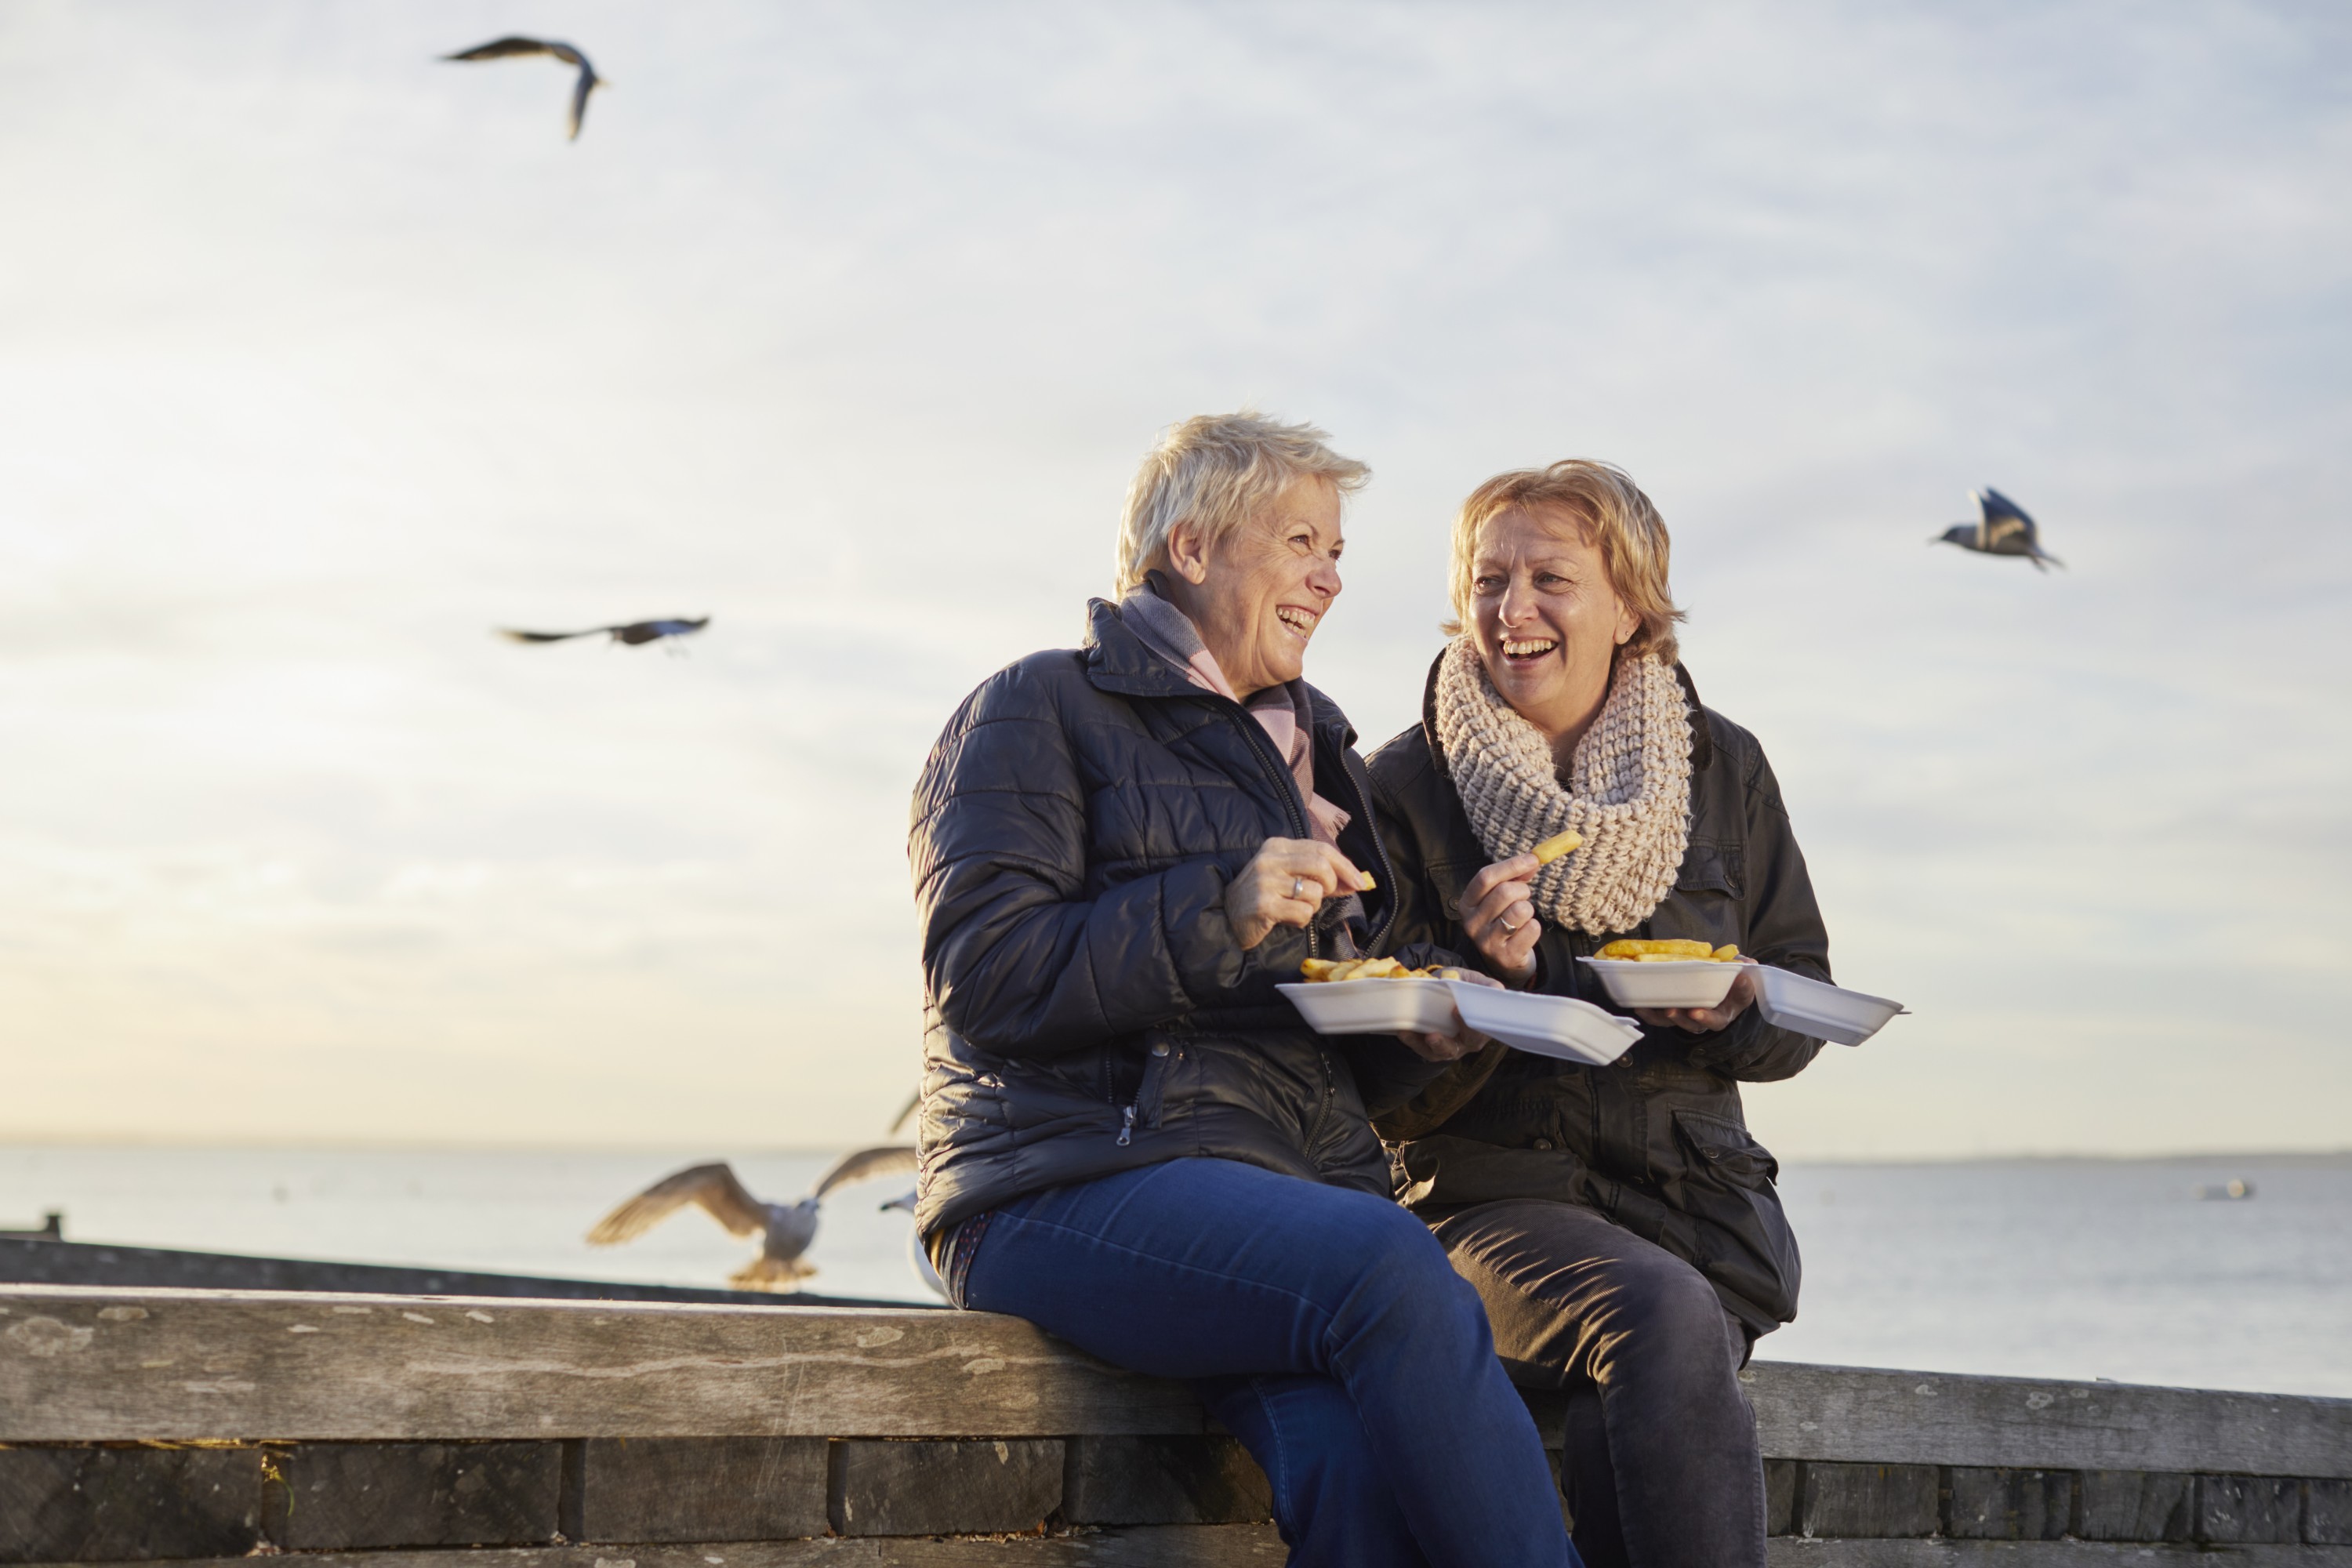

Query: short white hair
1114,412,1370,597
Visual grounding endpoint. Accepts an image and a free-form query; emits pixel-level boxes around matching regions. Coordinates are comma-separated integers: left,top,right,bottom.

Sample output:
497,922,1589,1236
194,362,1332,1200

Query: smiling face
1162,476,1344,699
1468,504,1639,755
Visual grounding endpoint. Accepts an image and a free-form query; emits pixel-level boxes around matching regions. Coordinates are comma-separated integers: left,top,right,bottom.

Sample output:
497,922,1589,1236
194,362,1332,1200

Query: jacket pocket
1651,843,1744,953
1669,1109,1801,1324
1117,1036,1180,1145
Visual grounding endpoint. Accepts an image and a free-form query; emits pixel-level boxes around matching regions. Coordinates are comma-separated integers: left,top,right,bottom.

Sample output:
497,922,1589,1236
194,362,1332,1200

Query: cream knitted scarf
1432,637,1694,936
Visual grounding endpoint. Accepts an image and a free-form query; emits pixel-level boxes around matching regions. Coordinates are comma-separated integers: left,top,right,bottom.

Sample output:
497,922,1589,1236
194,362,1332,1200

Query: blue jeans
961,1157,1579,1568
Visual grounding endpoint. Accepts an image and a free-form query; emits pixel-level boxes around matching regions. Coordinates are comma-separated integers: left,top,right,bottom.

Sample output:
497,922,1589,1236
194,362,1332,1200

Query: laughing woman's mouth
1501,637,1558,664
1276,606,1319,639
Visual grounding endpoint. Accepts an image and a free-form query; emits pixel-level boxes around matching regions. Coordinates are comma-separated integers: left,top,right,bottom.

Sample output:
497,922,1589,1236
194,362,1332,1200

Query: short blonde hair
1115,412,1370,597
1443,460,1683,665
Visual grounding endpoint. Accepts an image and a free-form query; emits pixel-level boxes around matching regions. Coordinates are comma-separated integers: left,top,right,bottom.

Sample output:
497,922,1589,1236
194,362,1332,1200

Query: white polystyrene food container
1276,978,1460,1038
1446,982,1644,1066
1577,956,1743,1010
1278,978,1644,1067
1751,965,1905,1047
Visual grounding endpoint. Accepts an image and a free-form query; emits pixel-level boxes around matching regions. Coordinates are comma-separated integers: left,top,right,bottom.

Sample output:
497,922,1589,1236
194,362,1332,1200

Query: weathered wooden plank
0,1239,922,1311
1764,1458,1800,1536
31,1530,1294,1568
7,1286,2348,1486
264,1442,562,1551
0,1446,260,1565
1943,1468,2073,1541
1062,1436,1271,1527
1768,1543,2352,1566
1744,1361,2352,1479
1798,1462,1940,1538
2312,1480,2352,1547
37,1534,2352,1568
2200,1476,2305,1545
572,1437,829,1543
2077,1470,2193,1542
829,1439,1065,1537
0,1287,1201,1443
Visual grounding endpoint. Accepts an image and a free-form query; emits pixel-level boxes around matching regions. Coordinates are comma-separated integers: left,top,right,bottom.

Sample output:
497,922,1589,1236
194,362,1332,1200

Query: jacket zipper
1222,700,1321,960
1340,749,1402,955
1302,1044,1339,1152
1114,698,1342,1148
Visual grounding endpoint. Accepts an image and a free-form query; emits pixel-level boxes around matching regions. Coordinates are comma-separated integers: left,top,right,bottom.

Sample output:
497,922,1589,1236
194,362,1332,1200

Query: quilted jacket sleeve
909,660,1254,1061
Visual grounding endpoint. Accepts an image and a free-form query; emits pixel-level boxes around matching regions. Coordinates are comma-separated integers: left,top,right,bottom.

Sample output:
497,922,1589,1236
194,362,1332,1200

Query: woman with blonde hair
1367,460,1834,1568
909,414,1579,1567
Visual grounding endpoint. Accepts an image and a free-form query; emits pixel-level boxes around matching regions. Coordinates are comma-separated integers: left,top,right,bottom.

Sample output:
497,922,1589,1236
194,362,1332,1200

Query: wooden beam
11,1528,1293,1567
1744,1361,2352,1479
1766,1544,2352,1566
7,1287,2349,1483
0,1287,1201,1443
34,1536,2352,1568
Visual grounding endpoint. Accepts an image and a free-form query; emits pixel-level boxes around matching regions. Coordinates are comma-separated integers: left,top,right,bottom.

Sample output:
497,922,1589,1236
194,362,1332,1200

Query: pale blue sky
2,2,2347,1155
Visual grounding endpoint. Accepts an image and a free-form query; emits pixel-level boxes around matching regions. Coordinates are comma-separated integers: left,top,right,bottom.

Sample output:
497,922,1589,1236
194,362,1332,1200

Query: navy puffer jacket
907,599,1440,1244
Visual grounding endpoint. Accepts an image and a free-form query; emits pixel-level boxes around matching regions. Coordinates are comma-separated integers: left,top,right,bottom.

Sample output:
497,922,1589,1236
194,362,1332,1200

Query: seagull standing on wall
1933,488,2064,572
441,37,605,140
586,1149,919,1291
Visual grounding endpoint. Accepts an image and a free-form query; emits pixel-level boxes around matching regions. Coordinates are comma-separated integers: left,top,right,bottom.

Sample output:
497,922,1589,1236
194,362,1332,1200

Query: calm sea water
4,1148,2346,1399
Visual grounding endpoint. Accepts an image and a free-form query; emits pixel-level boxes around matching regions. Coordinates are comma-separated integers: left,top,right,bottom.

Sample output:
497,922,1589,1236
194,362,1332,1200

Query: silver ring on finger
1290,876,1305,900
1499,916,1519,935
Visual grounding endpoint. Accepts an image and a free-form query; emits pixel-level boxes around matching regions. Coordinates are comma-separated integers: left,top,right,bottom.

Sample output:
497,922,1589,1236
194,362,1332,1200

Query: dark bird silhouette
441,37,604,140
586,1148,920,1291
1933,488,2064,572
499,617,709,648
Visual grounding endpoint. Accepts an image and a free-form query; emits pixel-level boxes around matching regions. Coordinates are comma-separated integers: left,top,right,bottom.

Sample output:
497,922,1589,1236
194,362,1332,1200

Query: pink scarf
1119,579,1353,845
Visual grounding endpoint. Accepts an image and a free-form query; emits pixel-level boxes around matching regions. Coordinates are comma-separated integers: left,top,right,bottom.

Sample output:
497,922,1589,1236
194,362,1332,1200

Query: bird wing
568,61,595,140
444,37,556,61
811,1145,920,1201
887,1089,920,1135
499,627,597,642
586,1162,768,1244
610,619,706,644
1976,488,2038,545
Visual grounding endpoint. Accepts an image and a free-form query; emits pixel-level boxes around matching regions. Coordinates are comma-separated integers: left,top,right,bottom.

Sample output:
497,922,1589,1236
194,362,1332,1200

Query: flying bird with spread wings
442,37,605,140
586,1148,920,1290
499,617,709,648
1933,488,2064,572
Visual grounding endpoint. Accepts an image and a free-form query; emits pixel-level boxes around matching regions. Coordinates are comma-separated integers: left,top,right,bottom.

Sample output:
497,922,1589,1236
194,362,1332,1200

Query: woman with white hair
907,414,1579,1568
1367,461,1835,1568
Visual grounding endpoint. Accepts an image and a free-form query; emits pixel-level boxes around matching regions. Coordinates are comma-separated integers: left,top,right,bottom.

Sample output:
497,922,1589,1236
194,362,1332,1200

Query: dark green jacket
1366,657,1831,1337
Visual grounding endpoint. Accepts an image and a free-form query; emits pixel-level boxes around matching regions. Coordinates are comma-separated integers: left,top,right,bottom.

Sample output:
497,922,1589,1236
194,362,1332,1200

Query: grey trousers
1432,1199,1766,1568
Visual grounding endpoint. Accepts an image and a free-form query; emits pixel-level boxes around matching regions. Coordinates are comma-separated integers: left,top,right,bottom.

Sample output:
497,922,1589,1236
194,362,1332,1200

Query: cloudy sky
2,2,2347,1157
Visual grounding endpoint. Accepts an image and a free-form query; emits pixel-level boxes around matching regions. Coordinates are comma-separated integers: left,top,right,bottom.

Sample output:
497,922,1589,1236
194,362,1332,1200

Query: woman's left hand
1400,971,1501,1062
1633,961,1759,1033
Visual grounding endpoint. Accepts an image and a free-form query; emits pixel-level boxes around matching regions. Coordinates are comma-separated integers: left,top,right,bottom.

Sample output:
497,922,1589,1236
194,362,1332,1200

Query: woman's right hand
1460,852,1542,982
1226,837,1371,950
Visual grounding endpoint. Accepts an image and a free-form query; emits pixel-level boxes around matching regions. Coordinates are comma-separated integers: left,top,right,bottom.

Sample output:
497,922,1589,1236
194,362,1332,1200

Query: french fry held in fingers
1531,829,1583,865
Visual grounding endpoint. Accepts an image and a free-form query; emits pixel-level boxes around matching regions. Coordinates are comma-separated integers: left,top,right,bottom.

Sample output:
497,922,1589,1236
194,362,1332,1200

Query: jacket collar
1418,646,1714,778
1084,597,1358,750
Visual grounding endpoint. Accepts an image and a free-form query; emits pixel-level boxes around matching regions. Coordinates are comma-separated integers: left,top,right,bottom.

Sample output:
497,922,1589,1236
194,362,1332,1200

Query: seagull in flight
499,617,710,648
442,37,605,140
586,1148,920,1291
1933,488,2064,572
